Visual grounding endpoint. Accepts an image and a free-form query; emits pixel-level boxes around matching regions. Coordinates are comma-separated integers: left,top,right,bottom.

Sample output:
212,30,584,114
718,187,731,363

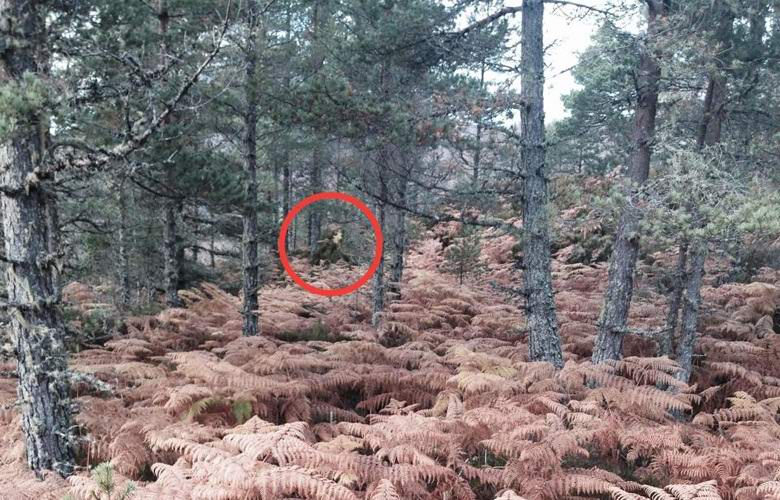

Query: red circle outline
278,192,383,297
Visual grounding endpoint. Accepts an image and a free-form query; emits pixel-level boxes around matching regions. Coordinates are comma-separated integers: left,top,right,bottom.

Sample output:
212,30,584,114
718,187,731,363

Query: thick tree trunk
519,0,564,368
659,242,687,357
242,8,260,337
0,0,74,477
44,193,60,295
592,0,665,364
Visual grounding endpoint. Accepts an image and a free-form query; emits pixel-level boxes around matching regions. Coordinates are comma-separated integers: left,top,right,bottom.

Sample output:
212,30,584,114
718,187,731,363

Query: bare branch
544,0,613,16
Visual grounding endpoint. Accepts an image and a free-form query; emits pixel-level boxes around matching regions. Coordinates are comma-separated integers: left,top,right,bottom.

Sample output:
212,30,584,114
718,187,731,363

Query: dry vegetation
1,226,779,500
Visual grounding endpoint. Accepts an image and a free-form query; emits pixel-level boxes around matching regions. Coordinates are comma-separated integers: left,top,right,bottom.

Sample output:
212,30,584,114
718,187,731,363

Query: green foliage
184,397,223,421
62,462,136,500
641,146,747,249
723,188,780,281
443,224,485,284
77,309,121,345
0,72,49,141
231,399,253,425
549,22,639,174
276,320,347,343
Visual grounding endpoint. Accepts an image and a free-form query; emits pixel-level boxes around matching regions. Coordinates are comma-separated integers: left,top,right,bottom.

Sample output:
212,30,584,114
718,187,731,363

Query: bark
210,232,216,268
0,0,74,477
658,242,687,357
592,0,665,364
308,146,323,257
191,233,200,263
44,192,60,295
159,0,181,308
372,180,387,327
674,6,733,382
520,0,564,369
389,176,408,299
472,63,486,187
673,5,733,381
162,178,181,307
117,178,131,310
242,7,260,337
675,244,707,382
282,161,291,253
306,0,328,259
279,3,292,254
292,213,297,251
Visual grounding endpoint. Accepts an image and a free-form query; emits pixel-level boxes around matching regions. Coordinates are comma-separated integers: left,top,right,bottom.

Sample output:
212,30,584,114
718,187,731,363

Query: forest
0,0,779,498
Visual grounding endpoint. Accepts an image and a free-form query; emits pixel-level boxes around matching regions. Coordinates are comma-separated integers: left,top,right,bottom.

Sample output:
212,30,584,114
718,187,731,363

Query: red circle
278,192,383,297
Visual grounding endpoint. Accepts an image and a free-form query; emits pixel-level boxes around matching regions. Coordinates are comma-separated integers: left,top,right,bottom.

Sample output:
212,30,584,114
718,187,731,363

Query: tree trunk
658,242,687,357
306,0,328,260
162,194,181,307
282,161,291,253
117,178,131,311
44,192,60,295
592,0,665,364
519,0,564,369
210,231,216,268
0,0,74,477
242,6,260,337
674,6,733,382
372,181,387,327
308,146,323,258
158,0,181,308
472,64,485,187
389,176,408,299
675,244,707,382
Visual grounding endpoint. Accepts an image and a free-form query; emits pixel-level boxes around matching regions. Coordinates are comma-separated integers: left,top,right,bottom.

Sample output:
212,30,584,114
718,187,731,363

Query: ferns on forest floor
0,237,779,499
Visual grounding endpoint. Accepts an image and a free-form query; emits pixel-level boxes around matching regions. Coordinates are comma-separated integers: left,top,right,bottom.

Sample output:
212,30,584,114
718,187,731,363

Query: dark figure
310,224,353,266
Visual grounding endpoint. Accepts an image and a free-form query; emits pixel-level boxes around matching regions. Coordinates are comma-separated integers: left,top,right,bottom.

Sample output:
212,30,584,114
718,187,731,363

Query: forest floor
2,223,780,500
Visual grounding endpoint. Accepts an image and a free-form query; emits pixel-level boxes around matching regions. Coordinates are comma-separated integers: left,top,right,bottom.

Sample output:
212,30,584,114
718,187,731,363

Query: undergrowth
0,232,778,500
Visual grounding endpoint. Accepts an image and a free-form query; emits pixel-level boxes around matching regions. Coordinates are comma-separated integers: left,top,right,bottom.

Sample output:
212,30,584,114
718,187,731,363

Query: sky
543,4,603,121
488,0,635,123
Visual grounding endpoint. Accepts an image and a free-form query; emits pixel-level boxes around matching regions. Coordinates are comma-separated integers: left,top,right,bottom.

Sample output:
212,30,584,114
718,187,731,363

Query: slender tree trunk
307,0,328,260
372,180,387,327
472,62,485,188
389,176,408,299
282,161,291,253
279,3,293,255
519,0,564,368
675,244,707,382
658,242,687,357
674,6,733,382
162,193,181,307
0,0,74,477
308,147,323,258
210,231,216,268
117,178,131,310
292,212,297,251
592,0,665,364
158,0,181,307
241,7,260,337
